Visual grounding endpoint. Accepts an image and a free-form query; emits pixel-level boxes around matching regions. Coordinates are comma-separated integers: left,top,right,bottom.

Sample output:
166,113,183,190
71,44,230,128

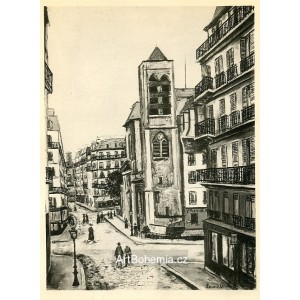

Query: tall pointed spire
148,47,168,61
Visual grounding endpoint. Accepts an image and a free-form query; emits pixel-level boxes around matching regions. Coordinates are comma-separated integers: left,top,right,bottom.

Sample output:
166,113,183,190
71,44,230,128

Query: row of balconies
195,104,255,138
195,53,255,98
91,153,126,160
207,209,255,230
196,165,255,185
196,6,254,59
49,186,68,195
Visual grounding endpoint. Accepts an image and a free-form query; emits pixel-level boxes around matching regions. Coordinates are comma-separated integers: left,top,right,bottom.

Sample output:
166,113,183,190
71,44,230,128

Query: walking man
114,242,124,268
124,245,132,267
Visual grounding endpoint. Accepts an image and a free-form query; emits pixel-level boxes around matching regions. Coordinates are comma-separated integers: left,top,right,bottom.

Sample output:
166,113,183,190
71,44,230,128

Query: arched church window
153,132,169,158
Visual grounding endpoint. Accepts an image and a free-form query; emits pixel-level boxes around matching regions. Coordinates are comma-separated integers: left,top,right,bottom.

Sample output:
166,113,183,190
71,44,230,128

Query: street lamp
129,211,133,236
69,227,79,287
230,233,238,290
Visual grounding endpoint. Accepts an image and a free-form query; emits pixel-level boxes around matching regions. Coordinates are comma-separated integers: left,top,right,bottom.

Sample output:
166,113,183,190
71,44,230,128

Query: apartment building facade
47,109,69,235
74,137,126,208
194,6,256,289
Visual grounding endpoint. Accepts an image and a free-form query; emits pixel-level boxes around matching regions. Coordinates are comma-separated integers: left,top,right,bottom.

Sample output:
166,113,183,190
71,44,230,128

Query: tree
106,170,123,199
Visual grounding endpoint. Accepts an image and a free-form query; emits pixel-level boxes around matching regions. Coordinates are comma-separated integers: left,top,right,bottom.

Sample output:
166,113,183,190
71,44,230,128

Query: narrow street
51,206,200,289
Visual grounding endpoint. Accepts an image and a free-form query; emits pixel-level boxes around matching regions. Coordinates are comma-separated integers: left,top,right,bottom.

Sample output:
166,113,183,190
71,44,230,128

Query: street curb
162,264,203,290
104,217,145,245
75,202,97,212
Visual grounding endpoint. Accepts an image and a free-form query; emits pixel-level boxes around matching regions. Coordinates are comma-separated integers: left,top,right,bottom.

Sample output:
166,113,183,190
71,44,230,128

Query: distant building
74,137,126,208
194,6,255,289
65,152,76,204
47,108,69,235
44,6,53,275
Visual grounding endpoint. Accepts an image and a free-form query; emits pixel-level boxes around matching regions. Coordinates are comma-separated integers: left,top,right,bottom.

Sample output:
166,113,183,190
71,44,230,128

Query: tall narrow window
246,195,255,218
223,192,229,214
221,145,227,168
152,132,169,158
189,191,197,205
234,194,240,215
208,105,214,119
240,30,254,59
230,93,237,112
215,55,223,75
226,48,234,69
191,213,198,225
219,99,225,116
211,149,217,168
232,141,239,167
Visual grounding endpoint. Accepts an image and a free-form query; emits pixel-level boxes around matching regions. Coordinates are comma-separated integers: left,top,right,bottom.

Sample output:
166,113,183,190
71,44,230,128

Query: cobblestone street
51,207,193,289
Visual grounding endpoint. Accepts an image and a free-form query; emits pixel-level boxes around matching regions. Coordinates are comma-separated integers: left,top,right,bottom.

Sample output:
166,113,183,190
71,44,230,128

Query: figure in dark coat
100,212,104,223
124,218,129,229
96,213,100,224
110,211,113,219
114,242,124,268
82,214,86,224
88,224,94,241
124,245,132,267
134,223,138,236
86,214,89,224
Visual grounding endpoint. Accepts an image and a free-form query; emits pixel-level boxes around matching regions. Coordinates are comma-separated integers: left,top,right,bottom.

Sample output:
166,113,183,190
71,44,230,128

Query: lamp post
230,233,238,290
69,227,79,287
130,211,133,236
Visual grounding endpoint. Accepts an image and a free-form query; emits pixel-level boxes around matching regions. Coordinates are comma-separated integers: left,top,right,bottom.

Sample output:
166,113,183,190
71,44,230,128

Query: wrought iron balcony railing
226,64,238,82
233,215,244,228
240,52,255,73
196,6,254,59
196,165,255,185
215,72,226,88
49,187,68,194
45,62,53,94
242,104,255,122
244,217,255,230
219,115,229,133
195,76,213,98
195,118,215,138
222,212,232,224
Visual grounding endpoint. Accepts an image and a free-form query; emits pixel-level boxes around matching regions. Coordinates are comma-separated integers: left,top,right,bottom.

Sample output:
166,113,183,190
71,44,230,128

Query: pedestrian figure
96,212,100,224
124,218,129,229
114,242,124,268
74,206,77,212
124,245,132,267
134,223,138,236
82,214,86,224
88,223,95,242
86,214,89,224
100,212,104,223
110,211,113,219
107,212,110,218
114,210,116,217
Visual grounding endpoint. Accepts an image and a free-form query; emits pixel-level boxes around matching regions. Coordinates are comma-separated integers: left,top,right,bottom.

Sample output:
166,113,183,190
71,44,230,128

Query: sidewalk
105,215,203,246
47,254,86,290
164,262,231,290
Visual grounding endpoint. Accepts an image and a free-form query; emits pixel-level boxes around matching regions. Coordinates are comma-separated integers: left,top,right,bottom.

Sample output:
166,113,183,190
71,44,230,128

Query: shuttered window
226,48,234,69
211,149,217,168
208,105,214,118
223,192,229,213
189,191,197,205
241,30,255,59
242,83,255,107
234,194,240,215
219,98,225,116
215,55,223,75
232,141,239,167
221,145,227,168
246,195,255,218
230,93,237,112
250,137,255,164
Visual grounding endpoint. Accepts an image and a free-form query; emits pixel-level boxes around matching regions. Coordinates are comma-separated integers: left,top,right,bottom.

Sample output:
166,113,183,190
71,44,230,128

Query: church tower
138,47,182,228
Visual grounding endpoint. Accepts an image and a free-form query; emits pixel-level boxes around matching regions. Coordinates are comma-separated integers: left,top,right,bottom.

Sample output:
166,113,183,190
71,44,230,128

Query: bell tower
138,47,182,227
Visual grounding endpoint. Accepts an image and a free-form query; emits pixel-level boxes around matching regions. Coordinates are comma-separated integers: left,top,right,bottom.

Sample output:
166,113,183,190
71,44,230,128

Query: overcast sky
47,6,216,155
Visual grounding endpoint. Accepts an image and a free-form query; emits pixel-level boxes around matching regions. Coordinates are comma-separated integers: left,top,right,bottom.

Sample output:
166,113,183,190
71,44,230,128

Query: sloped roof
204,6,230,30
175,88,195,115
148,47,168,61
123,101,140,127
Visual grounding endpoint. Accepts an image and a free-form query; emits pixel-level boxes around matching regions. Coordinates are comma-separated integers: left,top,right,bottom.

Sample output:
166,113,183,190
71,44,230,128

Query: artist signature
206,283,224,289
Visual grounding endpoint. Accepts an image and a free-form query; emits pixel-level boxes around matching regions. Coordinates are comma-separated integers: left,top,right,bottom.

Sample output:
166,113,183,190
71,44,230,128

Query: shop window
222,235,234,270
240,242,256,278
211,232,218,263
